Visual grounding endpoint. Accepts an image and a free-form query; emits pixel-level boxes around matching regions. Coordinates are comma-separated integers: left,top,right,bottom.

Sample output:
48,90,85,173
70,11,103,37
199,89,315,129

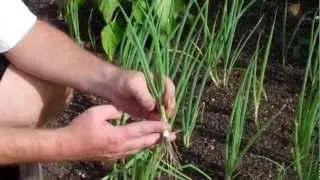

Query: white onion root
162,130,170,142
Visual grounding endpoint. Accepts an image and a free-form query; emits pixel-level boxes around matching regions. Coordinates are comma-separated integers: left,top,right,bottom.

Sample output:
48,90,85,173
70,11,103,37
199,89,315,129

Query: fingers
105,121,175,161
118,120,168,139
119,132,176,155
164,77,176,117
85,105,122,122
128,72,155,112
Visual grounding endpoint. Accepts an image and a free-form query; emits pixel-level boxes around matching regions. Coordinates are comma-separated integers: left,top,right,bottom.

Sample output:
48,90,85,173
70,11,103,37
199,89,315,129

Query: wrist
55,127,89,161
85,59,123,100
37,127,77,162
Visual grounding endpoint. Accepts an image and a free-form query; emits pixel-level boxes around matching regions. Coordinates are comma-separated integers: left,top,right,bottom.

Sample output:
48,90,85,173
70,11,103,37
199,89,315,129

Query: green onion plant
293,13,319,180
104,1,212,179
282,0,288,66
225,26,286,179
252,13,277,128
88,8,96,52
224,44,256,180
61,0,84,46
205,0,256,86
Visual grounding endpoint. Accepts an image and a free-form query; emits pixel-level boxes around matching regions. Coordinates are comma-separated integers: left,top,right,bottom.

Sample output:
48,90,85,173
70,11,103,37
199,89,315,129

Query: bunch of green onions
114,0,212,178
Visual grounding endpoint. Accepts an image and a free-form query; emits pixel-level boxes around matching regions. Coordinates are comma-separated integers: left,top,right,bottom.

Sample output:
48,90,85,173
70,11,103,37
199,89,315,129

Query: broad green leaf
98,0,119,23
101,22,124,60
132,0,147,24
154,0,173,29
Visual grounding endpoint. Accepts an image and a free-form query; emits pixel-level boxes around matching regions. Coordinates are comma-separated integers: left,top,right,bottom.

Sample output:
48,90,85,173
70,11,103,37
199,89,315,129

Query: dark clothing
0,55,17,179
0,55,10,80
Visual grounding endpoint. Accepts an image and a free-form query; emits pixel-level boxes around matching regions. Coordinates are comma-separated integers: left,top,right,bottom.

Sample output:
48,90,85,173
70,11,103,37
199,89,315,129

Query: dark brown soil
21,0,317,179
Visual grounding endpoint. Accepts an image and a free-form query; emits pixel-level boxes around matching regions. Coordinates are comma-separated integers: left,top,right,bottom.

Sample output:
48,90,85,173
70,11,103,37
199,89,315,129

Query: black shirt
0,54,10,80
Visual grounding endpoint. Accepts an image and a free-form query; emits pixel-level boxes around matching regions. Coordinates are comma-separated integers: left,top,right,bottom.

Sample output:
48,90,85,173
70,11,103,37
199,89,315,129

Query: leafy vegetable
98,0,119,23
101,21,124,60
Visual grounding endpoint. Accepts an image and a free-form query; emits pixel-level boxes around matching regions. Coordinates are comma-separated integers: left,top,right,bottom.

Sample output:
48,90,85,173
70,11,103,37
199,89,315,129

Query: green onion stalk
252,13,276,128
115,1,213,178
63,0,84,46
293,13,319,180
118,2,179,167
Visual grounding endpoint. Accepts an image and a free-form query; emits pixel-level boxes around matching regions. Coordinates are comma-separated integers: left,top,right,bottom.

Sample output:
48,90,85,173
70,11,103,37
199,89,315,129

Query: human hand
64,105,175,161
109,70,175,120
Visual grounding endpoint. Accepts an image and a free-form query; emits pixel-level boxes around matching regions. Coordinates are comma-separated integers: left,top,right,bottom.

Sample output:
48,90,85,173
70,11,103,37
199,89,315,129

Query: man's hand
110,71,176,120
63,105,175,161
0,105,175,164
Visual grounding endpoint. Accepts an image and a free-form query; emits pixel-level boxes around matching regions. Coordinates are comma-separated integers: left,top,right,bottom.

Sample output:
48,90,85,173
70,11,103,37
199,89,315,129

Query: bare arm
0,127,69,164
4,20,175,118
4,20,120,100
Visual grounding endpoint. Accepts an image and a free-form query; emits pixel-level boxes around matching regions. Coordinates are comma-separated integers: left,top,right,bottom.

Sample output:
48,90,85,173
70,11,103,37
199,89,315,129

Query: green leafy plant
98,0,186,60
58,0,187,60
293,13,319,180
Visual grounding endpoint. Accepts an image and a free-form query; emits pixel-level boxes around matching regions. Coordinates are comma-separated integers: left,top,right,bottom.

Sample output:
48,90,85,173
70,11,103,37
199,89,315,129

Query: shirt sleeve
0,0,37,53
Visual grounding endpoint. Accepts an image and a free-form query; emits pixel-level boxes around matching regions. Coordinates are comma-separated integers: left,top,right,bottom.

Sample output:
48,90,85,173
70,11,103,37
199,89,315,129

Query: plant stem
160,105,168,123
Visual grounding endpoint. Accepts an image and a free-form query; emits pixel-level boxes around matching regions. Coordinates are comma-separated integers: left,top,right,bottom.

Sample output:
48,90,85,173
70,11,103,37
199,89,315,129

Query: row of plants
56,0,319,179
292,13,319,180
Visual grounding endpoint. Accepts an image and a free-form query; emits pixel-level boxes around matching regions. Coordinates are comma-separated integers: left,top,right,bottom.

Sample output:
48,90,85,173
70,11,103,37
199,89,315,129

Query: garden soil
22,0,318,179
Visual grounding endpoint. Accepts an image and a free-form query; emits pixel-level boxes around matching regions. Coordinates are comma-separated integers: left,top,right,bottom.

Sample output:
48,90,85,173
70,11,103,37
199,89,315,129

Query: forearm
4,20,121,99
0,127,76,164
